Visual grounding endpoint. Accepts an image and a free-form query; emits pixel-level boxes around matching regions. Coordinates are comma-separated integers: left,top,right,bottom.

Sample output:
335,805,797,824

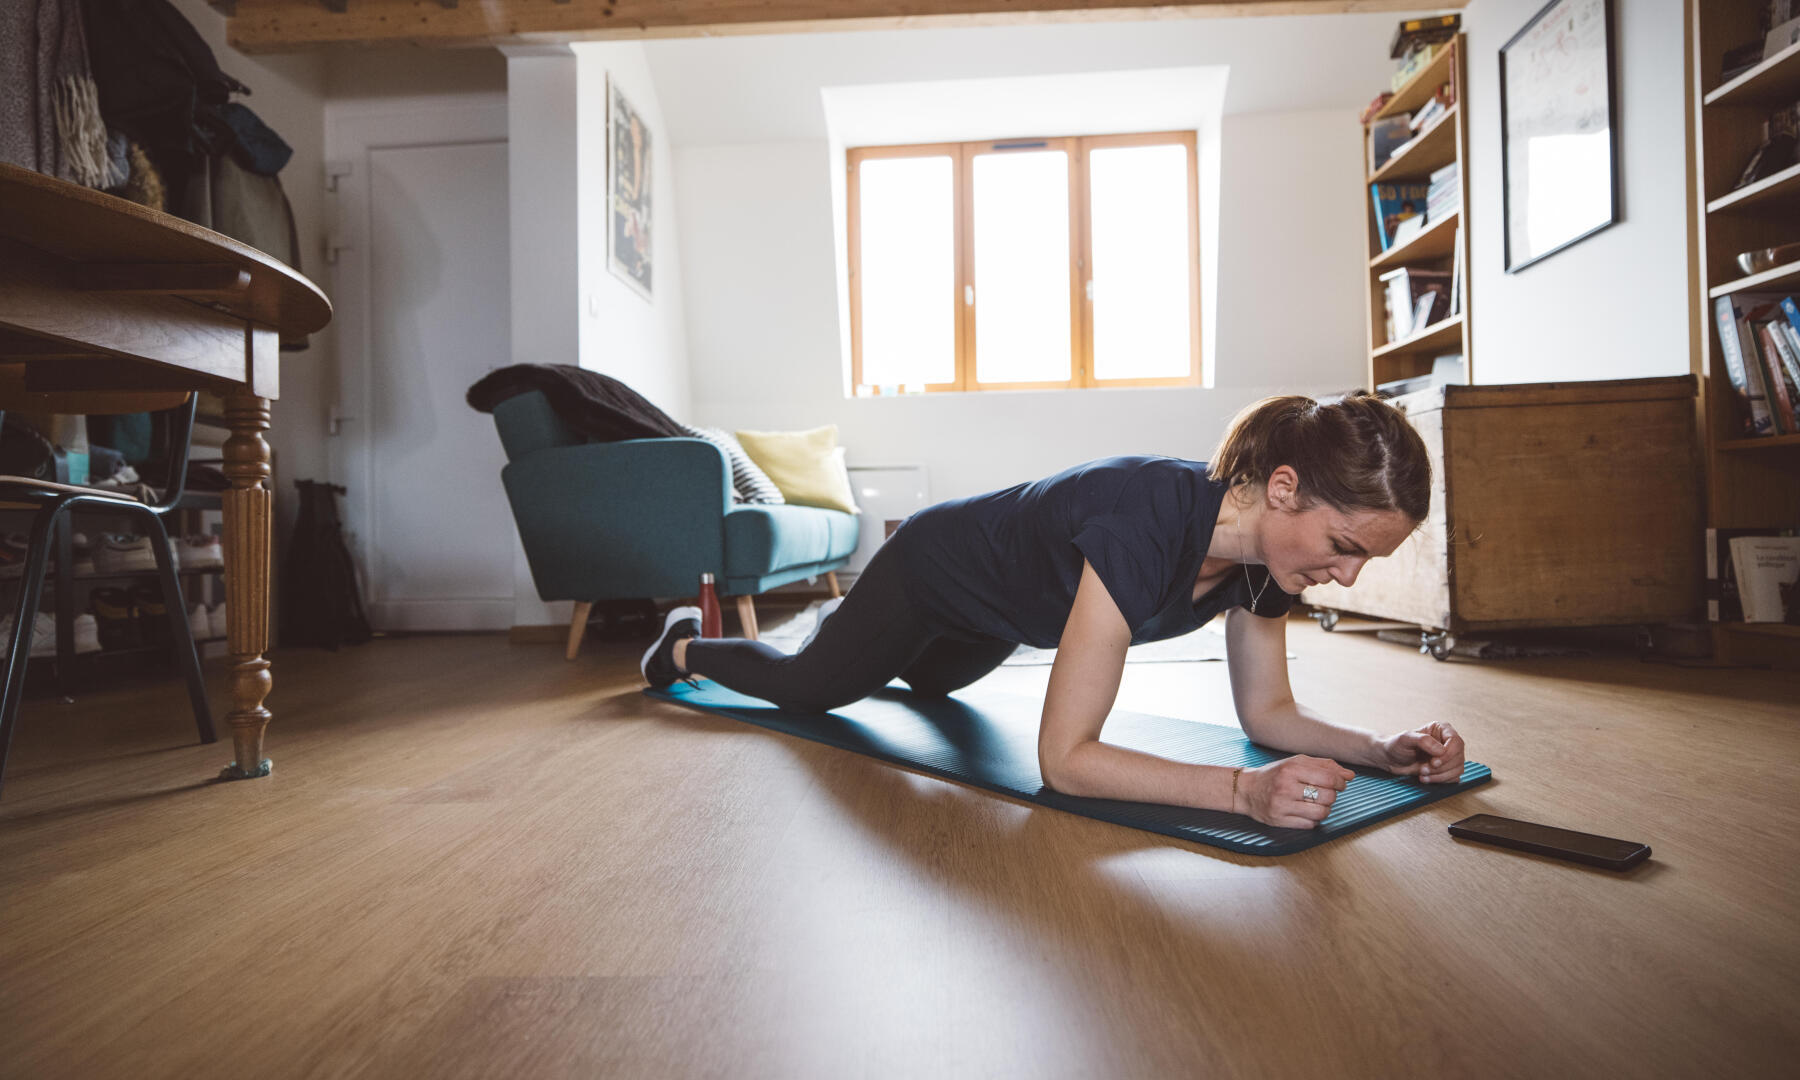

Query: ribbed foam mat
646,680,1492,856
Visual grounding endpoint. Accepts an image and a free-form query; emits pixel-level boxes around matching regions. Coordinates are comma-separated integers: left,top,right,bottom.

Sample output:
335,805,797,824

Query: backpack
280,480,372,650
0,416,60,483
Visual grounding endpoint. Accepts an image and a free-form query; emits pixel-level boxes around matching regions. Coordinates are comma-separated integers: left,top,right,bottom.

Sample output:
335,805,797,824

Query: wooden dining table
0,162,332,780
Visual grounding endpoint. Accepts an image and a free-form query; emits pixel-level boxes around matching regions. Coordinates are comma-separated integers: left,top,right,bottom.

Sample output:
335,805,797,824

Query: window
848,131,1200,394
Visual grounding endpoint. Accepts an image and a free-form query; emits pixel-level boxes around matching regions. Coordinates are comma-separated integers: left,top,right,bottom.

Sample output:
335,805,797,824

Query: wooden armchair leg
827,572,841,598
735,595,759,641
565,602,593,660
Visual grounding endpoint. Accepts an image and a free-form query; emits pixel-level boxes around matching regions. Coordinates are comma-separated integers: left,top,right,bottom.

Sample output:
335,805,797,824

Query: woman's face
1255,466,1417,594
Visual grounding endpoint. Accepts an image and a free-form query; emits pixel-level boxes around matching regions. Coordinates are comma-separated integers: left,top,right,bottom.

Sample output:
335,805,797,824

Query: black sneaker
641,606,702,690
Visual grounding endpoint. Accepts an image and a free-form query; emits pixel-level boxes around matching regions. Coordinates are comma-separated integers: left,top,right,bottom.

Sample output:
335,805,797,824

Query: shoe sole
640,606,702,684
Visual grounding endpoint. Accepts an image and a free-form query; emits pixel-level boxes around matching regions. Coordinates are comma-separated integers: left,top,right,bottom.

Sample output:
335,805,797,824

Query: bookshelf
1692,2,1800,667
1361,33,1472,391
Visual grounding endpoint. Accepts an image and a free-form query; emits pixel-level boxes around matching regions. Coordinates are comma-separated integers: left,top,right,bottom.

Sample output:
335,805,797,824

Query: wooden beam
225,0,1457,52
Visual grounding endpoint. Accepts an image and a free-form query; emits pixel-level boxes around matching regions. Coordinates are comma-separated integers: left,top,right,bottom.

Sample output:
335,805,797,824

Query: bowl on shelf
1736,242,1800,275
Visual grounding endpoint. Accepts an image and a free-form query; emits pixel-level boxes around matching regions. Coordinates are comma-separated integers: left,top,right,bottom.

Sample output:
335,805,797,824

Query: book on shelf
1776,319,1800,398
1391,41,1446,91
1376,353,1465,399
1708,528,1788,621
1370,181,1429,250
1448,227,1463,317
1713,294,1777,436
1426,160,1459,219
1756,323,1798,433
1410,97,1448,133
1768,13,1800,58
1391,213,1428,249
1379,267,1451,341
1728,535,1800,624
1721,39,1764,83
1359,92,1394,125
1369,115,1413,173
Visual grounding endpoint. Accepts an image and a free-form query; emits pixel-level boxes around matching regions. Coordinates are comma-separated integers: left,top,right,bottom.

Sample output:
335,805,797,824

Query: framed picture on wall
608,77,653,299
1499,0,1618,273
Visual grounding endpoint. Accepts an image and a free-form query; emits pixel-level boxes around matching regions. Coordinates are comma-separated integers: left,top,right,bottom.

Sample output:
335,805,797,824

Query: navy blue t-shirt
891,456,1294,649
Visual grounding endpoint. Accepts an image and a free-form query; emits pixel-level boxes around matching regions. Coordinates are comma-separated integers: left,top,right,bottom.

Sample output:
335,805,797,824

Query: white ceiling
821,66,1231,148
643,11,1445,146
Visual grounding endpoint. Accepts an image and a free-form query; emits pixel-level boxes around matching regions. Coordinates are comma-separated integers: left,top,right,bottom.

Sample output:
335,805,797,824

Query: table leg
218,393,273,780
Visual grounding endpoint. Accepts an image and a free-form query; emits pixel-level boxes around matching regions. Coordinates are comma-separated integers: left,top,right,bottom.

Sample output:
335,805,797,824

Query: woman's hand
1375,721,1466,783
1235,755,1355,829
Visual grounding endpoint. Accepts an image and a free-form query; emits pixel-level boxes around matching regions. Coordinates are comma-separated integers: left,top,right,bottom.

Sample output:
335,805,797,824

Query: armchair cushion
723,504,859,585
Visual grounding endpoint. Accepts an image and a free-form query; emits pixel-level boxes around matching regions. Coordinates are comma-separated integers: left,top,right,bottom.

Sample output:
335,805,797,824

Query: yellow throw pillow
734,425,861,514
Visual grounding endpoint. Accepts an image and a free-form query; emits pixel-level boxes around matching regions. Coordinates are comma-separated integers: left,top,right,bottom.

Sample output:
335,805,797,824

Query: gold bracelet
1231,766,1243,811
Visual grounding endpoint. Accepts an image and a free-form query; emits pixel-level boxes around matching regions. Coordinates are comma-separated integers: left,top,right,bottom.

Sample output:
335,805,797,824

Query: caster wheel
1317,610,1340,632
1422,631,1454,661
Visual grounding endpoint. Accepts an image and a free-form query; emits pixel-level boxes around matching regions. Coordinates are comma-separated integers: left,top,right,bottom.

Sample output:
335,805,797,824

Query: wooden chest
1302,376,1702,636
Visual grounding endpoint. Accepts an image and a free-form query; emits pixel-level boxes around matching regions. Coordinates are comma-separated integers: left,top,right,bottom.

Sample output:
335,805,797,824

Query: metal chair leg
52,515,75,697
137,509,215,745
0,507,60,796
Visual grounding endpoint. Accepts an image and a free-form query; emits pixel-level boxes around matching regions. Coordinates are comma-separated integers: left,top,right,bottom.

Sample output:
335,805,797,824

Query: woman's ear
1265,465,1300,510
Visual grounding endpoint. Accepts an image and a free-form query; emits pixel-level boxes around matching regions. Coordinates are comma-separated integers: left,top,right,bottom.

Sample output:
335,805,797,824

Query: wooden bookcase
1691,2,1800,667
1361,33,1473,391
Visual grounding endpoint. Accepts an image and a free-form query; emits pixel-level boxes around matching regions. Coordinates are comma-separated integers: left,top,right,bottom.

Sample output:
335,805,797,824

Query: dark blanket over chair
466,364,686,444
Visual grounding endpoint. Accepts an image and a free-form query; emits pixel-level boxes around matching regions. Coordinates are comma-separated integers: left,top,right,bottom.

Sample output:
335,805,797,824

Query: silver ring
1302,785,1320,802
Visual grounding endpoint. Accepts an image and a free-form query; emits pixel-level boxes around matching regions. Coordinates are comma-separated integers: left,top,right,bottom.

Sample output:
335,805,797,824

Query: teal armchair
492,391,858,656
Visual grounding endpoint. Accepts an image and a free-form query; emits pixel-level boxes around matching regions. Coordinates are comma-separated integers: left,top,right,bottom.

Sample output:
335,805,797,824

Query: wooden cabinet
1303,377,1702,646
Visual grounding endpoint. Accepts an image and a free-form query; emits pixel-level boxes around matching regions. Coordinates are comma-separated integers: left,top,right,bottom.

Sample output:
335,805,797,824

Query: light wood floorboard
1,622,1796,1078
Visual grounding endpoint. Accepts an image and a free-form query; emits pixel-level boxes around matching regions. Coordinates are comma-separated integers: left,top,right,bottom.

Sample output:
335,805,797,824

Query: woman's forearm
1244,700,1383,767
1045,739,1238,811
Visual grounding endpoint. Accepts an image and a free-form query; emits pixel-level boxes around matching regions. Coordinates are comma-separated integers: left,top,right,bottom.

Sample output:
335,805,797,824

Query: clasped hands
1232,722,1466,829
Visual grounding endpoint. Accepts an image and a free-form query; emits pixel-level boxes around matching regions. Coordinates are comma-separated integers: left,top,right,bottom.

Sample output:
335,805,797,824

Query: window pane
972,150,1072,384
859,156,957,387
1089,144,1193,381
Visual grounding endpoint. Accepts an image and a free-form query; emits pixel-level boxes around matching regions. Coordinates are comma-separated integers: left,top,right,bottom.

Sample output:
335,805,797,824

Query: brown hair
1208,392,1431,521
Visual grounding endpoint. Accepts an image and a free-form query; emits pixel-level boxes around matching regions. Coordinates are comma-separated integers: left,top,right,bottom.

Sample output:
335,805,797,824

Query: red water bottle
698,572,722,638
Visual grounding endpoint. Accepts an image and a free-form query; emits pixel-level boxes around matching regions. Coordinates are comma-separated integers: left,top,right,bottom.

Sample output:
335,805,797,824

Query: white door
326,102,515,630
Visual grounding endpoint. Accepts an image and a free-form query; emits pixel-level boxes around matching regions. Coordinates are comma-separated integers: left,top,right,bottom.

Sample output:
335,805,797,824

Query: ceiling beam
224,0,1455,53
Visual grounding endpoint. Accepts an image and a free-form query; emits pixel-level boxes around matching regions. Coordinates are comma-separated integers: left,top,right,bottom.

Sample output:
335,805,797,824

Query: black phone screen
1448,814,1650,869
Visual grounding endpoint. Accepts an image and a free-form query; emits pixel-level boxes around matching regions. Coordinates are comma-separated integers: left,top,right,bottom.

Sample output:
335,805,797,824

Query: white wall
674,106,1368,500
501,44,692,623
574,43,693,420
1462,0,1692,384
661,12,1388,501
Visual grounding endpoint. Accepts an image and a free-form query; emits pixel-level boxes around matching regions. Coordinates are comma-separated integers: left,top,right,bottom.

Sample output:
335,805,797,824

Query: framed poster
608,77,653,299
1499,0,1617,273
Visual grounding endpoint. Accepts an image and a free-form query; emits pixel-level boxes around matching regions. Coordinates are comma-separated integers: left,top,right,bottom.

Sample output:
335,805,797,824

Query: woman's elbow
1038,743,1089,796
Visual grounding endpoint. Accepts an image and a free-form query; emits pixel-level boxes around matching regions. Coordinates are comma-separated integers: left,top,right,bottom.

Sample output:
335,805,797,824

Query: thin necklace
1243,562,1271,613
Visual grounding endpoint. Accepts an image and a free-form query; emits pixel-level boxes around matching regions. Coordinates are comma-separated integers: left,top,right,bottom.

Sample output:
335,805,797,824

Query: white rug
758,601,1291,665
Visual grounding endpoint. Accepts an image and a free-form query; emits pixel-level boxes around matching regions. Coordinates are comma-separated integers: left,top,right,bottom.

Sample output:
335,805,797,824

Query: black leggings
683,541,1015,713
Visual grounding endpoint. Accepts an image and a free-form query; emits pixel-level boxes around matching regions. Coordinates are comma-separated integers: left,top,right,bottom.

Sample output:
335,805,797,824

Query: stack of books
1378,267,1452,344
1426,161,1460,224
1708,527,1800,624
1713,292,1800,437
1389,14,1459,90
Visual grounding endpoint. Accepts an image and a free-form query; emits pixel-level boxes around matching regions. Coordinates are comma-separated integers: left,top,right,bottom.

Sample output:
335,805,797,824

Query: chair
490,390,859,658
0,382,213,795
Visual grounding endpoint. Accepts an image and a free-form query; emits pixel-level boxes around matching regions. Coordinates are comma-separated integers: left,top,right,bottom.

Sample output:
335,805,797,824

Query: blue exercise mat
647,679,1492,856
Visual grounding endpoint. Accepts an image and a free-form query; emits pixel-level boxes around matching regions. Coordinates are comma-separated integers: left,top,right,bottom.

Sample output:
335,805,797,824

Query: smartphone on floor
1448,813,1650,871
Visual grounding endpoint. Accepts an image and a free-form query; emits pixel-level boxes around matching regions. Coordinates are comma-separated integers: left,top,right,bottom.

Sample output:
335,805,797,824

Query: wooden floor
1,620,1796,1079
